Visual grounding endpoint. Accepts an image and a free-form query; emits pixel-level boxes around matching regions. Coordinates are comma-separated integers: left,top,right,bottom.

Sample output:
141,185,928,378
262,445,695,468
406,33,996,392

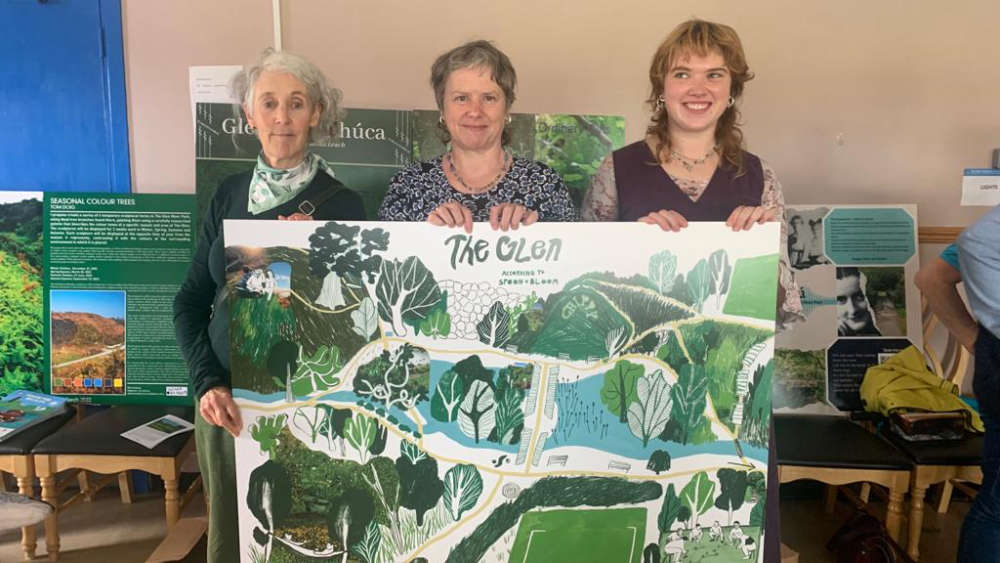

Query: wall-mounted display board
773,205,921,414
227,220,779,563
194,103,624,221
40,193,197,404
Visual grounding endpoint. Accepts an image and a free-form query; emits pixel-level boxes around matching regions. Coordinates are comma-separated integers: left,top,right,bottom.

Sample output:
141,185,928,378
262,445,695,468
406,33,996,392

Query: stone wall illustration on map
228,221,779,563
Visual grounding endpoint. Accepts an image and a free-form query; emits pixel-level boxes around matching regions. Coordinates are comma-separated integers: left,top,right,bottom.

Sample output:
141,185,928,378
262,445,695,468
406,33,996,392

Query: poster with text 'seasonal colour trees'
227,221,779,563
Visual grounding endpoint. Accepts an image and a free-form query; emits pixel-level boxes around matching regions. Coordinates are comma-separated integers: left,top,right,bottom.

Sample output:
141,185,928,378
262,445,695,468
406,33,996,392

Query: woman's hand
489,203,538,231
726,206,778,231
199,386,243,437
638,210,688,232
428,202,473,233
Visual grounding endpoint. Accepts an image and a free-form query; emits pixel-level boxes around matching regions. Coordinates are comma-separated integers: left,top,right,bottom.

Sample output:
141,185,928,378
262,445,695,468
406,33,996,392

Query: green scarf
247,152,337,215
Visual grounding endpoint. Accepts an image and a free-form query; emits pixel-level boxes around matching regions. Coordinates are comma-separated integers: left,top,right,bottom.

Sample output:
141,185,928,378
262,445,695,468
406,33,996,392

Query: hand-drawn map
227,221,779,563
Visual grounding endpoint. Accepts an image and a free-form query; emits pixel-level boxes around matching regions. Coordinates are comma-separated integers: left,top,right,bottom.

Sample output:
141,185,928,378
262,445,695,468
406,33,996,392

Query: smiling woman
378,40,578,232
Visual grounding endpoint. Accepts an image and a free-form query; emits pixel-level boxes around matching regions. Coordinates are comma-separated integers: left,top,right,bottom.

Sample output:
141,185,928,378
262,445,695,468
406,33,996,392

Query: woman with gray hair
173,48,363,562
378,40,577,231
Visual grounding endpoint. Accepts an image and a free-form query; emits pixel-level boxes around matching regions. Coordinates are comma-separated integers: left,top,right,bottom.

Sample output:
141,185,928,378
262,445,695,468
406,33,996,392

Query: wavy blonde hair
647,19,754,175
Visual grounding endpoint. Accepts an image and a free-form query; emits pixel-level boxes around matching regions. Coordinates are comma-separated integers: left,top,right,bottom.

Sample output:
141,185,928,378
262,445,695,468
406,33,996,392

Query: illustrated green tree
246,460,292,561
442,464,484,521
707,249,733,308
657,483,682,534
317,405,353,455
249,414,286,460
344,414,377,463
686,258,712,312
647,450,671,475
477,301,511,348
309,222,389,298
666,364,713,445
292,405,330,444
326,487,376,562
643,543,661,563
627,370,673,446
289,344,342,396
376,256,442,336
451,355,495,391
747,470,767,527
679,471,716,529
649,250,678,295
490,375,525,445
351,297,379,339
351,520,381,563
353,343,430,411
395,449,444,526
458,380,496,443
600,360,643,423
740,363,773,447
419,295,452,339
431,368,465,422
715,468,749,525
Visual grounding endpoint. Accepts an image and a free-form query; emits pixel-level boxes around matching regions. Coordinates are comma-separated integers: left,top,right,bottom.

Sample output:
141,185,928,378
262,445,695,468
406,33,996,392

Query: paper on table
121,414,194,449
189,65,241,129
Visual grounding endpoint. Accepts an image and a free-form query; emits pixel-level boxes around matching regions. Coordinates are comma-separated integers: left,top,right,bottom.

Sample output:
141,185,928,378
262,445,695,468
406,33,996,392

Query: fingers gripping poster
227,221,779,563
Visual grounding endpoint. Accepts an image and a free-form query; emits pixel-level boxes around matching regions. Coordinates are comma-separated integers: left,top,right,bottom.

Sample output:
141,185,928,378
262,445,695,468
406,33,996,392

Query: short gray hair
232,48,344,143
430,40,517,145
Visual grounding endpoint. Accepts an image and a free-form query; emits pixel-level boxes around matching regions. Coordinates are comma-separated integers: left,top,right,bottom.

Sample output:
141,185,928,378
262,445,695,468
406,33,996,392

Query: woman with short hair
173,48,364,562
378,40,578,231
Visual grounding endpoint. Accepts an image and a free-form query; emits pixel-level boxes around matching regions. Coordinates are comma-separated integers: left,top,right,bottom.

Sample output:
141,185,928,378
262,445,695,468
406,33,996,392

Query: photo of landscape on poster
774,205,921,414
194,102,624,221
42,193,197,405
0,191,44,395
227,220,779,563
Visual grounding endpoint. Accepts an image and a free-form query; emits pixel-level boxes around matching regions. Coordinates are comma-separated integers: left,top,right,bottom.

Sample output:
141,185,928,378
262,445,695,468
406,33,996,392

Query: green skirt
194,403,239,563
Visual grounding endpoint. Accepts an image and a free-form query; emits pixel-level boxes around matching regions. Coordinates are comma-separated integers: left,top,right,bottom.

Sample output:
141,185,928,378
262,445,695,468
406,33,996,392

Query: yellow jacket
860,345,984,432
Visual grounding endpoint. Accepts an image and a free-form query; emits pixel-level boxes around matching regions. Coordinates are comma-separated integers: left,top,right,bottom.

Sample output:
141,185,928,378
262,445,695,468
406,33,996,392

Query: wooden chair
879,299,983,560
31,406,198,561
775,414,912,543
0,408,74,560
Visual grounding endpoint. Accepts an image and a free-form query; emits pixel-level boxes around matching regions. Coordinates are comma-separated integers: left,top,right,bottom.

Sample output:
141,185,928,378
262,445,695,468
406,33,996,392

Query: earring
655,96,665,110
438,115,445,125
728,96,735,107
505,115,512,125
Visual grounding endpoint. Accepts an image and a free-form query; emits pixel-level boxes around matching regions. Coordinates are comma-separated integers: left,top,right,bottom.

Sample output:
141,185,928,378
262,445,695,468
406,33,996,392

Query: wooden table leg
824,484,838,513
36,455,60,561
14,456,37,560
162,460,180,529
886,483,905,543
118,471,133,504
908,482,928,561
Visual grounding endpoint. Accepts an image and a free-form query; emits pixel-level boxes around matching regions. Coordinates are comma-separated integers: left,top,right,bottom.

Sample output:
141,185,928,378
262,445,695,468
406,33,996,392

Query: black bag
826,510,910,563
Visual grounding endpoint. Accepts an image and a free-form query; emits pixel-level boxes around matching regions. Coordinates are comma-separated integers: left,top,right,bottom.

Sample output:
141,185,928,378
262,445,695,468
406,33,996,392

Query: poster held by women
774,205,921,413
227,220,780,563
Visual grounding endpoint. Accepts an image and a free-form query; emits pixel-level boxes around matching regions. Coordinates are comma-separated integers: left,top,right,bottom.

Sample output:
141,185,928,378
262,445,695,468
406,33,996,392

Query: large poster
228,221,779,563
42,193,197,404
774,205,921,414
0,191,44,394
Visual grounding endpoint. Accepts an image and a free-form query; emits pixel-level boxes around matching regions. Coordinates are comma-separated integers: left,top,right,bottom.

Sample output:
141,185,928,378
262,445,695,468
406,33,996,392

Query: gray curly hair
232,48,344,143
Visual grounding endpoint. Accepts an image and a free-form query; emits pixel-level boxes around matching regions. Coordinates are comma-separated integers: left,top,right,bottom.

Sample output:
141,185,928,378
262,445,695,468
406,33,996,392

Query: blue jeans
958,326,1000,562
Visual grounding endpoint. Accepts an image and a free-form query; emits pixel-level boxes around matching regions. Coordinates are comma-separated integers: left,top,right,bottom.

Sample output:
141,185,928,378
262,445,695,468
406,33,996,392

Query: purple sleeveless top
612,141,764,222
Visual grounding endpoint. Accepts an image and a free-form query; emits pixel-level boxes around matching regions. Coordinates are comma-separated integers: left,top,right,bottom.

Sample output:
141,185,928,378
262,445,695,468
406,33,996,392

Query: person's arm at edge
915,255,978,352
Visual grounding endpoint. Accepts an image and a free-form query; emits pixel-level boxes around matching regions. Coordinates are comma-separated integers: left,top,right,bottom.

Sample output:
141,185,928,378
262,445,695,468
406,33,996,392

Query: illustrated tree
648,250,678,295
395,446,444,526
344,413,377,463
679,471,716,529
249,414,286,460
419,293,452,338
376,256,442,336
600,359,643,423
290,344,342,396
739,363,773,447
643,543,661,563
657,483,682,535
292,405,330,445
707,249,732,308
353,343,430,411
627,370,673,446
666,364,713,445
746,470,767,527
476,301,511,348
359,457,403,549
326,487,376,563
351,520,381,563
490,375,526,445
458,380,496,443
442,464,484,521
686,258,712,312
266,340,298,402
317,405,353,455
430,368,465,422
451,355,495,391
246,460,292,561
647,450,671,475
714,468,749,525
308,222,390,309
350,298,379,339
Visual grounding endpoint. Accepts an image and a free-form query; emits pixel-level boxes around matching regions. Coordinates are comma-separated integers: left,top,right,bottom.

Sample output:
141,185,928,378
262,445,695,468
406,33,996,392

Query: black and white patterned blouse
378,156,579,222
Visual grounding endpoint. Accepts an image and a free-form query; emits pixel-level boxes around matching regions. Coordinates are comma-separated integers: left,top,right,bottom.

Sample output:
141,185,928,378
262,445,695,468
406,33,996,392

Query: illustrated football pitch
508,507,646,563
723,254,780,320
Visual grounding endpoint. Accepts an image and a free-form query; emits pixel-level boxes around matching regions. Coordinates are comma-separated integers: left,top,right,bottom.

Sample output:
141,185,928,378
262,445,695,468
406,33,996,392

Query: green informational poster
42,193,196,405
0,192,44,395
195,103,412,221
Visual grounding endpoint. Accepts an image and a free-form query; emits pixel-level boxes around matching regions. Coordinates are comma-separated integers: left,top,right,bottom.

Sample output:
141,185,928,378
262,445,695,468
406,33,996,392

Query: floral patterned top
378,156,579,222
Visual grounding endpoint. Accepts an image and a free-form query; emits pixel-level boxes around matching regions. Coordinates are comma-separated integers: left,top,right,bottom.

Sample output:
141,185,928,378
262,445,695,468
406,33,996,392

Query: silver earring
655,96,665,110
505,115,512,125
728,96,735,107
438,115,445,125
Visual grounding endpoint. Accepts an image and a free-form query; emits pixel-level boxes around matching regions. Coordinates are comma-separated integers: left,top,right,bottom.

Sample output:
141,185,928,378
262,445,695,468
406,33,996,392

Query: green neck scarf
247,152,337,215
